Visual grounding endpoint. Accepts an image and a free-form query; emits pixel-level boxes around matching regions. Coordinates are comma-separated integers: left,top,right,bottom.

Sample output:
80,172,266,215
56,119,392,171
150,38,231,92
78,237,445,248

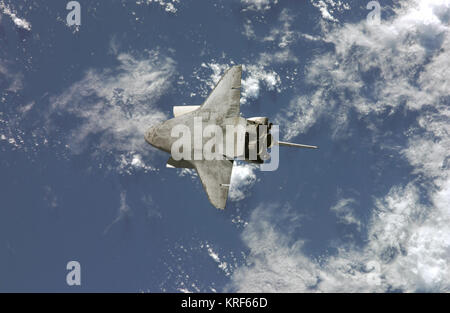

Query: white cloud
196,62,281,106
190,62,230,99
43,185,58,209
330,198,361,231
279,0,450,140
49,50,176,171
242,19,256,39
229,163,258,201
275,95,326,141
138,0,179,14
262,9,296,48
243,8,311,60
230,0,450,293
0,62,23,92
229,180,450,292
200,62,230,89
241,64,281,105
104,191,132,234
311,0,351,23
117,152,157,175
241,0,278,12
0,63,38,152
205,242,233,277
0,1,31,31
312,0,337,22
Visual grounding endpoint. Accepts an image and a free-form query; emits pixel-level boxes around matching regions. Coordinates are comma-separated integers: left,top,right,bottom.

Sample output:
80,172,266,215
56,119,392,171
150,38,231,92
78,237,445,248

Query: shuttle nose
145,126,157,146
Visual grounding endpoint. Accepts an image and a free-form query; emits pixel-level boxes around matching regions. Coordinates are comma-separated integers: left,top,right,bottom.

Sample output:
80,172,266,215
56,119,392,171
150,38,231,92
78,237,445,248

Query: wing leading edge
200,65,242,118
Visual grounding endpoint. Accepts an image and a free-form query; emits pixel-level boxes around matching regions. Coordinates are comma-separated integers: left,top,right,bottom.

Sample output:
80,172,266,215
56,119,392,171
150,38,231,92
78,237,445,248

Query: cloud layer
49,50,176,172
0,1,31,31
231,0,450,292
